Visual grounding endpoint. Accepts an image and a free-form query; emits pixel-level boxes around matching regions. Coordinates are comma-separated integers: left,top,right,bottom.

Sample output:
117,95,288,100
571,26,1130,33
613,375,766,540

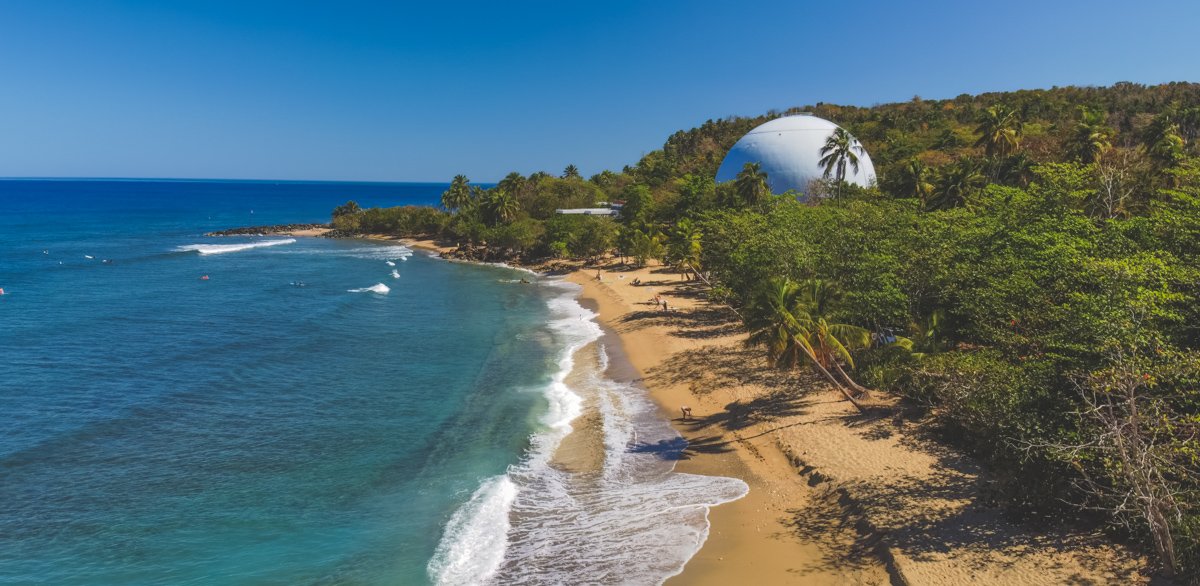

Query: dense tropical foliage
332,82,1200,579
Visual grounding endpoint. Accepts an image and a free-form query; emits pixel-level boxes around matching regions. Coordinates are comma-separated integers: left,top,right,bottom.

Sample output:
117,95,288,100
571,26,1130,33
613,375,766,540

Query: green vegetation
332,82,1200,578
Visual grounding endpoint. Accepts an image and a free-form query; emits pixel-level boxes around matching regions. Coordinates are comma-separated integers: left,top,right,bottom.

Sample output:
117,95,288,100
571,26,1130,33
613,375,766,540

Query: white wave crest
175,239,296,255
391,269,400,279
427,476,518,585
386,260,396,266
347,283,390,294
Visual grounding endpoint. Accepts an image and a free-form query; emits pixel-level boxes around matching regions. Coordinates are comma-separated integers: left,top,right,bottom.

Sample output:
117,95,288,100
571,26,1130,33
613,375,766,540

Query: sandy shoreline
560,261,1154,586
216,226,1158,584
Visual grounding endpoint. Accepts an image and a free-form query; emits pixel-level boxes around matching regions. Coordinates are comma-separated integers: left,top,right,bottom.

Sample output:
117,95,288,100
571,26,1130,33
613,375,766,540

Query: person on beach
595,269,602,281
652,294,661,308
661,299,669,313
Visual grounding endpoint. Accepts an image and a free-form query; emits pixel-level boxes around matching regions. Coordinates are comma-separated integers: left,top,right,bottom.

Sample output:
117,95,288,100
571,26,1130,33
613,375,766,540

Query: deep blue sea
0,180,746,585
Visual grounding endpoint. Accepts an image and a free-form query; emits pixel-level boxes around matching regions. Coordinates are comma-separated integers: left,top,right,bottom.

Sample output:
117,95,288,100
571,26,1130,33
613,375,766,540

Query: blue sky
1,0,1197,182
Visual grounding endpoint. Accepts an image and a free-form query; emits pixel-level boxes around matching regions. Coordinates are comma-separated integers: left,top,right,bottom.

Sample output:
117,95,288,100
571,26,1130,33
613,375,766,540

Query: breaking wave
347,283,390,294
174,239,296,255
428,280,747,585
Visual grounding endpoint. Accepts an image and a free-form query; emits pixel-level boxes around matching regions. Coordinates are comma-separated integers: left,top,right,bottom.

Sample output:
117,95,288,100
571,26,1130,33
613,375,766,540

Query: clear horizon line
0,176,456,185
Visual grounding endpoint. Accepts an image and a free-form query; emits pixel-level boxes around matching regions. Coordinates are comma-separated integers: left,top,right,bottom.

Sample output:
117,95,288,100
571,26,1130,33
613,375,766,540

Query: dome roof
715,114,876,195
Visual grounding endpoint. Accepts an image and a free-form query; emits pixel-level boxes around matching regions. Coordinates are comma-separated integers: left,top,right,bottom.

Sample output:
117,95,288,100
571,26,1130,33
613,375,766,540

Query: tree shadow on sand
615,306,745,340
782,409,1161,585
647,344,819,396
628,434,735,460
683,388,813,433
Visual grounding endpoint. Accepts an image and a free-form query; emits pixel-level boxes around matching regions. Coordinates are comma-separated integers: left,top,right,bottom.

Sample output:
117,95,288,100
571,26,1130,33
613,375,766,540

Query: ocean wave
429,279,748,586
347,283,390,294
427,476,517,585
390,269,400,279
174,239,296,255
273,245,413,261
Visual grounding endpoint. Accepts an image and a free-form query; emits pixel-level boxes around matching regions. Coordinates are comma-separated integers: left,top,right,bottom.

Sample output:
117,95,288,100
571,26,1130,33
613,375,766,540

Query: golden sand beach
561,260,1152,586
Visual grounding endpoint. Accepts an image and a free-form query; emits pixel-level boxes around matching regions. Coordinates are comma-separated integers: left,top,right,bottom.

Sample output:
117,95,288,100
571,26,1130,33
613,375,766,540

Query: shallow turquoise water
0,180,559,584
0,180,750,586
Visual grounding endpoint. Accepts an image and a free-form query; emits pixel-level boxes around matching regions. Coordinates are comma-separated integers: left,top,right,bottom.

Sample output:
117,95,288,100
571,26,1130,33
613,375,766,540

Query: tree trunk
832,360,872,399
800,345,865,413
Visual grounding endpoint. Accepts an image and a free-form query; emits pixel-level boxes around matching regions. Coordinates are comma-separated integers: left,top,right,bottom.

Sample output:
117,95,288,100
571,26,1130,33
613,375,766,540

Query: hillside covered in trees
331,82,1200,580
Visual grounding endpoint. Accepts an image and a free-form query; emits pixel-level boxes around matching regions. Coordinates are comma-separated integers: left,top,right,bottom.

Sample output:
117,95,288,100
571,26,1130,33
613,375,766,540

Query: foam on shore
428,279,747,585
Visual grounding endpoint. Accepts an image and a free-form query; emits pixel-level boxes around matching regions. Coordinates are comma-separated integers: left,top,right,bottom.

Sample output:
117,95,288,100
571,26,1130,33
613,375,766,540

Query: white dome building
715,114,876,195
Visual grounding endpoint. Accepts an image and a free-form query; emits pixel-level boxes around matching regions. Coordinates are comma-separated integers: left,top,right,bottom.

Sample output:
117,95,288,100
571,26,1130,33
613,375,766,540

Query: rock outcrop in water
206,223,329,236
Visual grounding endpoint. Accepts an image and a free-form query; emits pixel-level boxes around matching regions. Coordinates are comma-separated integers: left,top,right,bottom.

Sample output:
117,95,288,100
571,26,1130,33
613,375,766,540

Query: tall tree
1143,112,1187,173
927,158,986,210
743,277,871,411
818,127,865,197
497,172,525,198
734,162,770,207
897,159,934,204
440,175,472,212
562,164,581,179
667,219,703,279
1068,106,1114,163
483,189,519,225
974,104,1023,159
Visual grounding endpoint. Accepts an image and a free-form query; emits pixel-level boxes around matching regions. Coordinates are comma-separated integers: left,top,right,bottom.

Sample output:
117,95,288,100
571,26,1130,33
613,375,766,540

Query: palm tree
743,277,871,411
897,159,934,205
562,164,581,179
497,172,525,198
1068,107,1113,163
818,128,865,197
1143,113,1186,173
483,189,519,225
974,104,1023,159
995,152,1035,188
667,219,703,279
734,162,770,207
927,159,985,210
440,175,472,212
628,228,664,267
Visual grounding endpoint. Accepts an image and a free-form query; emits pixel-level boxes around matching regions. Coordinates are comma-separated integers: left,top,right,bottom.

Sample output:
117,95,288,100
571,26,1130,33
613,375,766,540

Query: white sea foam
386,260,396,266
427,476,518,585
174,239,296,255
390,269,400,279
429,279,748,586
274,244,411,260
347,283,390,294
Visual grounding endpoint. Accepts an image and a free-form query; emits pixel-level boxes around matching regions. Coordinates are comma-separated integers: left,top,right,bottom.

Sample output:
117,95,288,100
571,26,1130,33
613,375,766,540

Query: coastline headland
206,223,331,237
206,223,1159,583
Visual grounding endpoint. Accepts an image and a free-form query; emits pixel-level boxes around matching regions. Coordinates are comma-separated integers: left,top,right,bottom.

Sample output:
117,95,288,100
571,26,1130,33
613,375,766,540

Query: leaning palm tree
1069,106,1113,163
818,128,865,198
974,104,1023,159
743,277,870,411
440,175,472,212
734,162,770,207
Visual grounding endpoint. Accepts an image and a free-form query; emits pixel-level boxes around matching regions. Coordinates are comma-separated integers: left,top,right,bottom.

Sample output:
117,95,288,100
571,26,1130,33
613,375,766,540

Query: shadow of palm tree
685,388,812,432
628,434,734,460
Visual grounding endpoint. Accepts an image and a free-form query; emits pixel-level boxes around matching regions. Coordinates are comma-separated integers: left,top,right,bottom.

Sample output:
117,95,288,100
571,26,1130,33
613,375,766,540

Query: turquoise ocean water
0,180,746,585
